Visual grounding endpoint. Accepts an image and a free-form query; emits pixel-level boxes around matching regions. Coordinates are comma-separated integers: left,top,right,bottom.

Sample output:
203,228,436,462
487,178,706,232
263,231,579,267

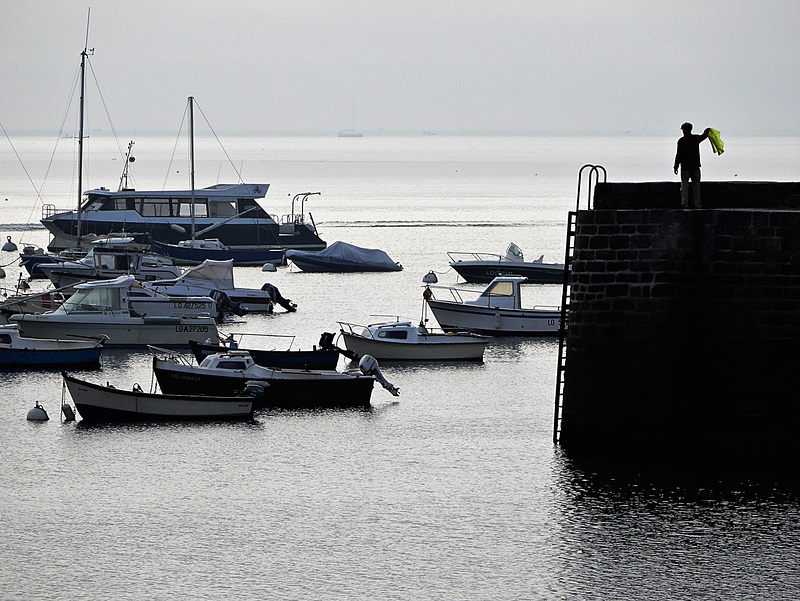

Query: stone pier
558,181,800,474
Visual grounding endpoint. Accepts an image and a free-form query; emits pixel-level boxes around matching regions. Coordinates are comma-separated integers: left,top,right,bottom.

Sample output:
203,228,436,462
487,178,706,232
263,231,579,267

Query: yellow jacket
708,128,724,155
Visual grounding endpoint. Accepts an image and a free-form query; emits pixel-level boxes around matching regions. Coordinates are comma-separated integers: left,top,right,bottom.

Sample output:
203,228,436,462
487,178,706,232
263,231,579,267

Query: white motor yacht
11,275,220,347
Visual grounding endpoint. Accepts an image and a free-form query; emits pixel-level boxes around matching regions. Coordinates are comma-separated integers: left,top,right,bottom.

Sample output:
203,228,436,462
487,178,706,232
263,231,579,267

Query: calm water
1,135,799,600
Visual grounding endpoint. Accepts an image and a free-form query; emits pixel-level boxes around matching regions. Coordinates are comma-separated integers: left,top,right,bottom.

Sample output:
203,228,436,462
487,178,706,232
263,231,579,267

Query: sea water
1,134,799,600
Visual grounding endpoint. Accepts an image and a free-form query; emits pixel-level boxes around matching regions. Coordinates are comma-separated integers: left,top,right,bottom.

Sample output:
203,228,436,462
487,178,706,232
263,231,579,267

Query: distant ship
338,129,363,138
421,130,437,136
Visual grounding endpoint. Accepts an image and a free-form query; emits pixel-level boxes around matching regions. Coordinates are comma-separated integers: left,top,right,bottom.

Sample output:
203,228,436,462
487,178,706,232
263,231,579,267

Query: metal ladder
553,164,606,444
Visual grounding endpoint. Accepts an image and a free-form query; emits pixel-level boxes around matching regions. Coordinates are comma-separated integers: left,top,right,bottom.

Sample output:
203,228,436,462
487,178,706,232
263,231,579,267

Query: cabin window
177,200,208,218
217,361,246,370
95,253,115,270
378,330,408,340
482,281,514,297
238,198,271,218
209,200,237,218
63,287,122,312
0,334,12,344
139,199,173,217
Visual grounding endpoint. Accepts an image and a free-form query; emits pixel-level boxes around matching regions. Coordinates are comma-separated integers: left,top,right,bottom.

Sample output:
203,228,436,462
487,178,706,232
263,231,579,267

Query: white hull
426,299,560,336
11,314,219,347
340,332,486,361
64,375,253,421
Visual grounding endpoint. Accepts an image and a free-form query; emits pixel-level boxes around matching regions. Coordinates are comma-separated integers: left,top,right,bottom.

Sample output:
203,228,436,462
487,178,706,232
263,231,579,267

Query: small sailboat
338,98,363,138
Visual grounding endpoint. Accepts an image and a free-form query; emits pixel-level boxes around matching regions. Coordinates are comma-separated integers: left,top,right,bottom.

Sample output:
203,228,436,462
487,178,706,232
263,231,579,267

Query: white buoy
2,236,17,251
422,271,438,284
27,402,49,421
261,262,277,272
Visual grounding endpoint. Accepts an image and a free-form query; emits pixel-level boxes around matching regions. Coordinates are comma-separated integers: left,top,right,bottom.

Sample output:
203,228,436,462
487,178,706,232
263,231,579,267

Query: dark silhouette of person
673,122,710,208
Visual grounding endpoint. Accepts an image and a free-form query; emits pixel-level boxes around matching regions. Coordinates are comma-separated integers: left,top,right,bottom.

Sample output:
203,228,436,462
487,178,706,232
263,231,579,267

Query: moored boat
286,241,402,273
338,320,488,361
145,259,296,313
10,275,220,347
448,243,566,284
37,237,181,288
149,238,286,267
0,323,104,368
41,94,326,254
424,276,562,336
152,350,398,409
63,372,254,422
189,336,341,370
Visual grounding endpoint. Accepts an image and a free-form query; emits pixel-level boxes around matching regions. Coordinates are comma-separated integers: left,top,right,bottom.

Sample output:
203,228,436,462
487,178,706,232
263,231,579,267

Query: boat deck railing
426,284,559,311
447,251,506,264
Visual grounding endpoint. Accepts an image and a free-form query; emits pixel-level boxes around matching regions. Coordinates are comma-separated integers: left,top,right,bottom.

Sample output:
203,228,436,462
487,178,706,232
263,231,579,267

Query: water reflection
548,449,800,599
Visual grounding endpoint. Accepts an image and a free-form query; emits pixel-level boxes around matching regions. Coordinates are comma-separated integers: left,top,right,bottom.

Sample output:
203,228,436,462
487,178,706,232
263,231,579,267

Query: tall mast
76,9,91,245
189,96,196,241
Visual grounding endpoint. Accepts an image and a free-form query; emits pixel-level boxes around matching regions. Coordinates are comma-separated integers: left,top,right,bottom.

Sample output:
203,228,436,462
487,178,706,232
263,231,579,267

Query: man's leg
691,168,702,208
680,168,690,208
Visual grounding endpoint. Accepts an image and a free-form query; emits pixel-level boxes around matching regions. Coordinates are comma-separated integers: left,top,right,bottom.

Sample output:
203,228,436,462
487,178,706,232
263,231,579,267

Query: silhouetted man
673,122,710,208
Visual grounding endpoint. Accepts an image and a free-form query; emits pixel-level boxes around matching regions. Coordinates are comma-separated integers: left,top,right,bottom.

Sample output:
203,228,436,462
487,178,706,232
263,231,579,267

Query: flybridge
84,183,270,199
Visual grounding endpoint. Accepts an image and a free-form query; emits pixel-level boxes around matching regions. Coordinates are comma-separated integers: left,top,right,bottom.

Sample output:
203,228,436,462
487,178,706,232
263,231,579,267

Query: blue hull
0,347,102,368
150,241,286,266
287,255,402,273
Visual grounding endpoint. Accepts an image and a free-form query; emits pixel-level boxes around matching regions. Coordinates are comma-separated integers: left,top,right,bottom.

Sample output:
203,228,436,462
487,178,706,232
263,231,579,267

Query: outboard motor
319,332,336,349
261,283,297,312
358,355,400,397
319,332,359,360
244,380,269,402
209,289,247,318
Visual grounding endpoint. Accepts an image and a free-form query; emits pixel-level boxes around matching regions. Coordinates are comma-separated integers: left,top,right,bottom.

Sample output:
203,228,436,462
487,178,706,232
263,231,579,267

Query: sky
1,0,799,136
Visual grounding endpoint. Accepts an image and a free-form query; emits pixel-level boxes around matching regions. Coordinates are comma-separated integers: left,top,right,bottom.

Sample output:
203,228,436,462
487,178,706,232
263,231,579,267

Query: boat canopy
166,259,236,290
307,241,399,269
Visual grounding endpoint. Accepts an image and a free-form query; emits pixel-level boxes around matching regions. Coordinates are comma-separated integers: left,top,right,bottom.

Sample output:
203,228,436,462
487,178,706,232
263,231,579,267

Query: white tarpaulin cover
175,259,236,290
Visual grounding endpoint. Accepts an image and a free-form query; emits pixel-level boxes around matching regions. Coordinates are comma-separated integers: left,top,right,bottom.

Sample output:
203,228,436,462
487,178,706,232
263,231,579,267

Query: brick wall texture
559,205,800,469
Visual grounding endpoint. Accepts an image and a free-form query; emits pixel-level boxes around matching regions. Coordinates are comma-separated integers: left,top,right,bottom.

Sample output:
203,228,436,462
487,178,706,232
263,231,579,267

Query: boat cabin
79,184,273,220
199,351,256,371
465,277,526,310
359,321,416,340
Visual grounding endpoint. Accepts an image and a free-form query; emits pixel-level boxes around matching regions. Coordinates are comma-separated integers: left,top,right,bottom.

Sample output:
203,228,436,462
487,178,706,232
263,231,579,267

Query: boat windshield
62,287,123,313
481,281,514,298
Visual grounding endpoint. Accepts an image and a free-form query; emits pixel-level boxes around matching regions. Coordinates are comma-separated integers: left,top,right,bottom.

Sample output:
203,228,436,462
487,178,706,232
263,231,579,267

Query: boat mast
189,96,196,241
76,10,92,245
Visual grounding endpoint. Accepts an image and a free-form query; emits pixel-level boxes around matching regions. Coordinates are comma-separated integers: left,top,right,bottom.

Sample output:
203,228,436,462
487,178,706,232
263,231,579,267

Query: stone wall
559,182,800,473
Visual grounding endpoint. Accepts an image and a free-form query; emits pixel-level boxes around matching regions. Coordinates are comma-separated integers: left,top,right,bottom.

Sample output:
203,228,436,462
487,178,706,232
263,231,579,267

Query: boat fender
494,312,502,329
27,402,49,421
358,355,400,397
61,403,76,422
423,286,433,300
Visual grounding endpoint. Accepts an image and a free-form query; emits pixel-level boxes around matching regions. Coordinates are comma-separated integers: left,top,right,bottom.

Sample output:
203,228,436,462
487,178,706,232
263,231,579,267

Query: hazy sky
1,0,798,135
